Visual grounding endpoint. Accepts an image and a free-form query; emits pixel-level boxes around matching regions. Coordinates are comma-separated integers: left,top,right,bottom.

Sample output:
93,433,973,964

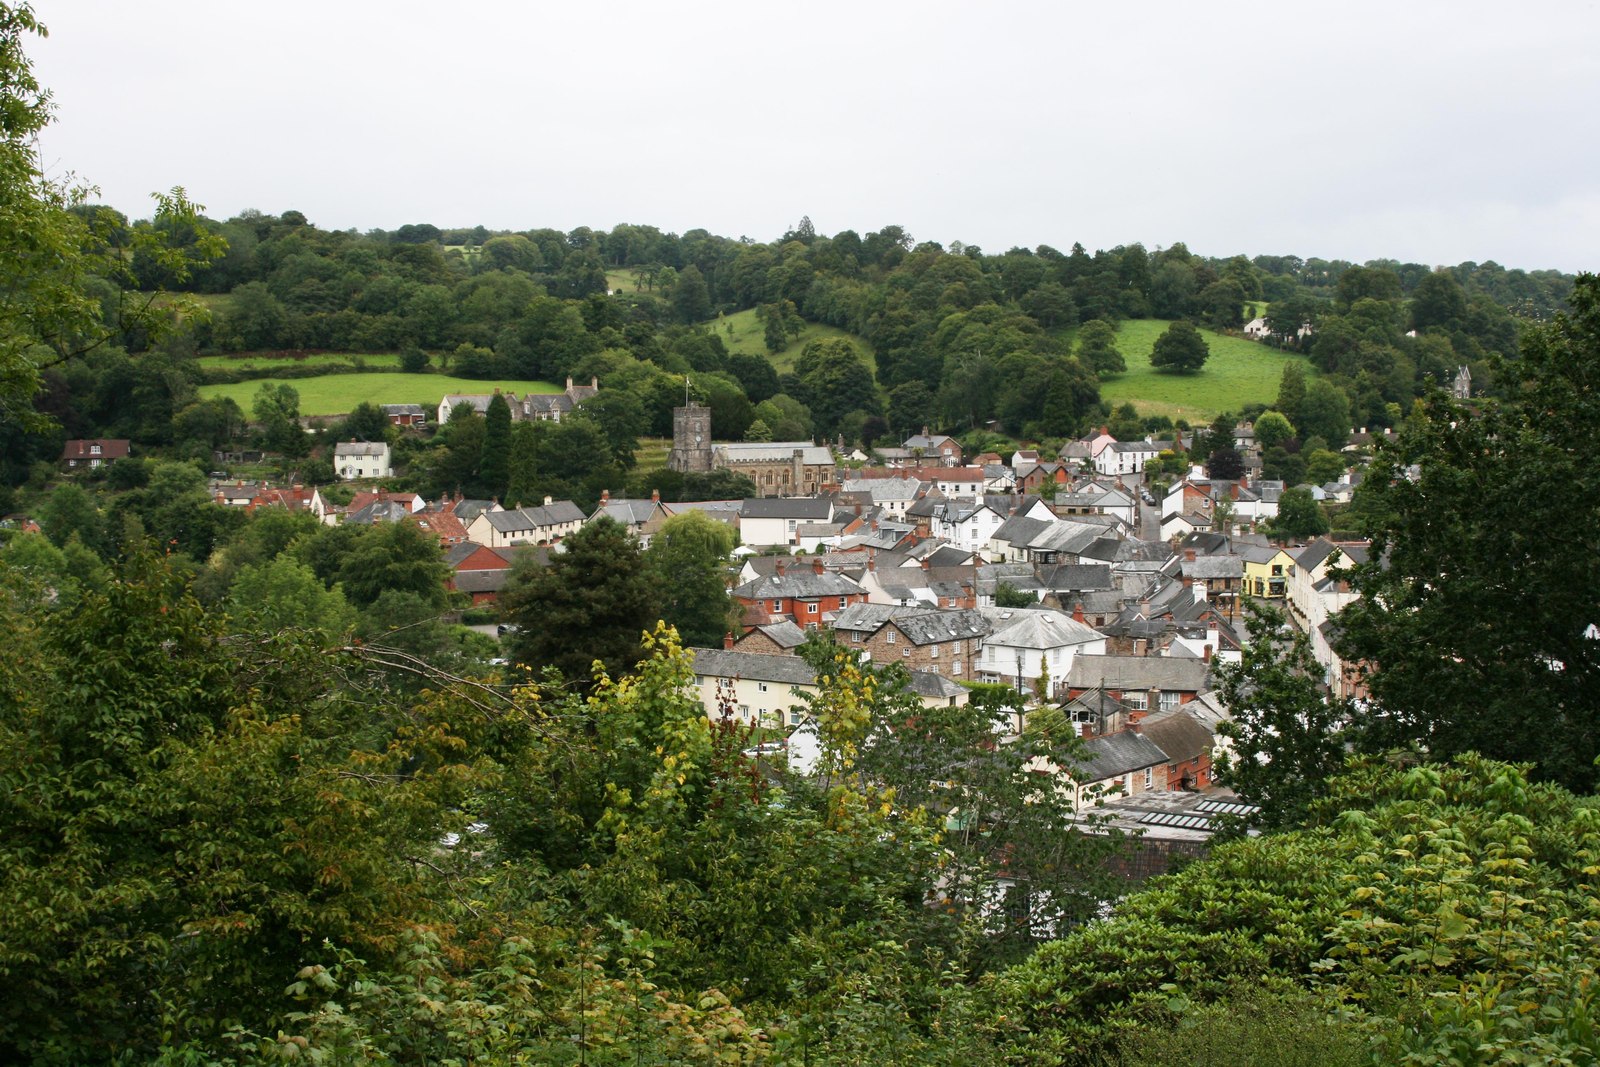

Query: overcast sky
29,1,1600,273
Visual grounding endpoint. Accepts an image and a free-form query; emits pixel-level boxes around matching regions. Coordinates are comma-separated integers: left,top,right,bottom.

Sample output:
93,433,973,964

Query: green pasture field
712,307,872,375
196,352,402,372
199,373,560,417
1097,320,1307,423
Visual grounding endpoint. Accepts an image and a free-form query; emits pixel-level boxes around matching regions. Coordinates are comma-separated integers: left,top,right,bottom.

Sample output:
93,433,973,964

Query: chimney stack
543,495,553,506
1184,548,1196,562
812,557,825,575
651,488,660,503
600,489,610,504
1072,602,1086,624
723,631,735,650
776,559,787,578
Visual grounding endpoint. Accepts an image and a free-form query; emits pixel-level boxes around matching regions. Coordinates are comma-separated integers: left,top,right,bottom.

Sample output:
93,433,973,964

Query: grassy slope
198,373,560,417
1097,320,1308,423
713,307,873,376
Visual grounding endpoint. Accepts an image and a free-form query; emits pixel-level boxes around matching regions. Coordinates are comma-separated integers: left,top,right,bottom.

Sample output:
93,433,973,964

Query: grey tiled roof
748,620,807,648
982,607,1103,650
732,568,863,599
1137,707,1217,763
1066,654,1213,693
483,501,586,531
1075,731,1171,781
692,648,818,686
591,498,663,525
739,497,833,520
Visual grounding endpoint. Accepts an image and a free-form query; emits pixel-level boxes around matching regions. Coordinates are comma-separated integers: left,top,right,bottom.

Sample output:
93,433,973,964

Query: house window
739,704,750,718
839,597,847,609
1143,767,1153,790
1125,692,1148,710
1159,691,1181,713
851,630,862,643
887,630,897,644
930,646,939,658
758,682,769,692
788,709,803,726
952,662,962,675
771,599,781,612
807,603,818,614
90,443,102,455
903,647,911,657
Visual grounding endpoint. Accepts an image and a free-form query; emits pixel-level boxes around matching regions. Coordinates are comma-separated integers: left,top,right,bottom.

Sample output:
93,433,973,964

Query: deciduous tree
501,517,658,686
1336,274,1600,791
1149,320,1209,373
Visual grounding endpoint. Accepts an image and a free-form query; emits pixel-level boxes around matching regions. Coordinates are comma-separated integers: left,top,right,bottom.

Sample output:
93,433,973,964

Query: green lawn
712,307,873,376
1097,320,1307,423
196,352,403,372
199,373,561,417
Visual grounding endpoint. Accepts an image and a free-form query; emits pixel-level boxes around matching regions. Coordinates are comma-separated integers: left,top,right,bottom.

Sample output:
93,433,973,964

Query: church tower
669,402,713,473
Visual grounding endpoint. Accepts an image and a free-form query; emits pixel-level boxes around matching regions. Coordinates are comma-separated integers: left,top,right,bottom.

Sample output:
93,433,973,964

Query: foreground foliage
985,754,1600,1064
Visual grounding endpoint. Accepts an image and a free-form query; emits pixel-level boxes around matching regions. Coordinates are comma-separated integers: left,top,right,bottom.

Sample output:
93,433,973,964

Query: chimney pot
1072,602,1086,623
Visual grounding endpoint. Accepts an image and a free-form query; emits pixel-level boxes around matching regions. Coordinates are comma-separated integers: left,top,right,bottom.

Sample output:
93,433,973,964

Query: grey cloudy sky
30,0,1600,273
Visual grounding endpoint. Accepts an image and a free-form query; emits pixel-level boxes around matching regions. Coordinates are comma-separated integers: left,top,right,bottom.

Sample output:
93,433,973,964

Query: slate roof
739,497,833,520
907,671,966,699
732,567,863,600
743,620,808,649
831,603,905,632
1035,563,1114,592
451,498,499,522
890,608,991,644
1178,556,1243,580
1074,731,1171,782
983,607,1104,650
690,648,965,703
839,477,921,501
1137,707,1216,764
1026,522,1104,556
1295,537,1370,572
1066,654,1213,693
591,498,664,525
481,500,586,532
451,569,511,594
692,648,818,686
345,501,412,525
667,499,743,524
718,442,834,465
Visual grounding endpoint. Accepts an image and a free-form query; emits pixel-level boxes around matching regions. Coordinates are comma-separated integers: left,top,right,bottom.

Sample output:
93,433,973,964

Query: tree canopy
1337,273,1600,792
1149,319,1209,372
